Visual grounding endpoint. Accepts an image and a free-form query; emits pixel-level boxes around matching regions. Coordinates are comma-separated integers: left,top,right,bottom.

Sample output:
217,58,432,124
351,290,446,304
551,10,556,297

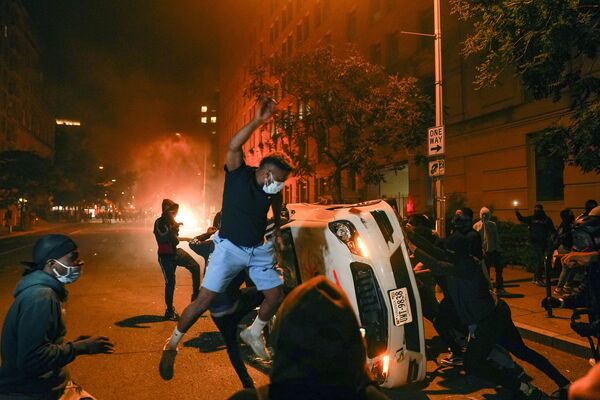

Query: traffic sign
429,159,445,177
427,126,445,156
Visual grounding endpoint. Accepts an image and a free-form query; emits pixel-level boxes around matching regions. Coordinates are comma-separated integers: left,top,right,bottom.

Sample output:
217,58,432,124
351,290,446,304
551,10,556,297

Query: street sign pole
433,0,445,238
401,0,445,236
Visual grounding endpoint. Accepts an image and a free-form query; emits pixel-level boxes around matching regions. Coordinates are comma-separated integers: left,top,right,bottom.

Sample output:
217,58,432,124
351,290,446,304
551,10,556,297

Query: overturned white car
275,200,426,388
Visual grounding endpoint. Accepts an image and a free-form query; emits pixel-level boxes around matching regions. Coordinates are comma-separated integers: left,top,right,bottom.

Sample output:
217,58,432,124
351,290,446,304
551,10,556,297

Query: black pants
433,297,466,355
465,312,521,392
212,288,264,389
496,300,569,387
532,242,548,281
158,248,200,309
484,251,503,290
417,278,439,323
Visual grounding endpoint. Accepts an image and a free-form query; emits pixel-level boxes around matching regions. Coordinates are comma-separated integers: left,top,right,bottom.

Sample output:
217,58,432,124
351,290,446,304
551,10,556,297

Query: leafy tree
0,150,57,206
246,47,432,202
452,0,600,173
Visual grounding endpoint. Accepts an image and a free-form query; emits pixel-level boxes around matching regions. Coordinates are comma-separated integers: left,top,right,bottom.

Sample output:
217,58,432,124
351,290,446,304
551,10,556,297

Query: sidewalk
498,267,592,360
0,220,72,240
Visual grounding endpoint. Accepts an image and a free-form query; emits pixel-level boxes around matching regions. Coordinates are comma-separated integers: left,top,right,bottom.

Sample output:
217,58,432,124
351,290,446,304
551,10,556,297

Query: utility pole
433,0,445,237
401,0,446,237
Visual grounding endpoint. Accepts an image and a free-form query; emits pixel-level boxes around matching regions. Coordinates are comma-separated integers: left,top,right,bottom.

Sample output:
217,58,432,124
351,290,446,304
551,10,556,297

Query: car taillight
329,220,368,257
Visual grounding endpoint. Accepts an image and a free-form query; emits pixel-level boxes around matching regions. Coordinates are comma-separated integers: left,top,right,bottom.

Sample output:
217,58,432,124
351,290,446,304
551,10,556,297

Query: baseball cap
22,234,78,270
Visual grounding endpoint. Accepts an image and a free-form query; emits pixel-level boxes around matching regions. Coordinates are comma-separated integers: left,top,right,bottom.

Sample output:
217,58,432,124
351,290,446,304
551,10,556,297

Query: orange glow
382,355,390,377
356,236,369,258
176,204,199,230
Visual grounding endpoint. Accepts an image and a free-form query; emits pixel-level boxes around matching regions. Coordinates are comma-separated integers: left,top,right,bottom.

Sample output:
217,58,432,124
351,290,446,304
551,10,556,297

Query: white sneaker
240,327,271,360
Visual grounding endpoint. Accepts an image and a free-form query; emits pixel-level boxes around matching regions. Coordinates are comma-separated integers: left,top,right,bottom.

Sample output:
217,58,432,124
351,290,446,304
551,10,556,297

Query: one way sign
427,126,445,156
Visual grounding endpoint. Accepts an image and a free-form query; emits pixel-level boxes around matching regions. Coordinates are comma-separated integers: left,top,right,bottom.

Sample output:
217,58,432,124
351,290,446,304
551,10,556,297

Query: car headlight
328,220,368,257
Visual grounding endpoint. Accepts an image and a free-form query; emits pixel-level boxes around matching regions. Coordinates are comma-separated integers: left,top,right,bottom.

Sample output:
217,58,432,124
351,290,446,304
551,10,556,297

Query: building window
348,170,357,191
369,42,382,65
201,106,208,112
534,144,564,201
297,179,309,202
318,177,328,197
296,23,303,44
210,116,217,123
386,0,398,11
303,15,309,40
370,0,381,24
201,117,207,124
419,6,434,50
314,1,322,28
323,0,331,20
346,10,357,42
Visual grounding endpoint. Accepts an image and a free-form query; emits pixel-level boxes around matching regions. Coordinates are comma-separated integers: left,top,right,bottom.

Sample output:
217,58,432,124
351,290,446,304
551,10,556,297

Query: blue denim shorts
202,232,282,293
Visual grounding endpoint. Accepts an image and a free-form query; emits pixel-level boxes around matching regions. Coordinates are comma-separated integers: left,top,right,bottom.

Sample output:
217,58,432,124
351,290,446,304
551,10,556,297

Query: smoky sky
24,0,219,168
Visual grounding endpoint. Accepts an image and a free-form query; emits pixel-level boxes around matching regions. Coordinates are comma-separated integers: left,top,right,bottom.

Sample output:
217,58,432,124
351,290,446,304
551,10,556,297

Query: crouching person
0,234,114,400
229,276,390,400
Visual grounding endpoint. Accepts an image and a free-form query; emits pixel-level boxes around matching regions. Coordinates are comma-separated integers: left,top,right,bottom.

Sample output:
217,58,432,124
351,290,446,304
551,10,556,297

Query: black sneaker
164,308,180,321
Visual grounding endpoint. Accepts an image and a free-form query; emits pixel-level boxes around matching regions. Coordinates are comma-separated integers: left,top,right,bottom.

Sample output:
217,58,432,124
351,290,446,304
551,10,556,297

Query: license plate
389,287,413,326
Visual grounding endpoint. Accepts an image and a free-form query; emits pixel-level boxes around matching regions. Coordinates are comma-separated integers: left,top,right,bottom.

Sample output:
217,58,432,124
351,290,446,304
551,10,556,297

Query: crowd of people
0,98,598,399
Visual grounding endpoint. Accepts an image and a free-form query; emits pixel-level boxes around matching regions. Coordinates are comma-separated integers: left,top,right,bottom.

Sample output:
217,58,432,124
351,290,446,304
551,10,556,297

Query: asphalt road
0,223,592,399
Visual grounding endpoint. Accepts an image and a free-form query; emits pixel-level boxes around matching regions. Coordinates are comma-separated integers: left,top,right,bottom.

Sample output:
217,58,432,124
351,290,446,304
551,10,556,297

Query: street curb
515,321,591,360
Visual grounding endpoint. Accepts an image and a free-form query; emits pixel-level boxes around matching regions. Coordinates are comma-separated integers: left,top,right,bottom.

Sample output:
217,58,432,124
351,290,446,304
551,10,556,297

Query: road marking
0,226,88,256
0,244,31,256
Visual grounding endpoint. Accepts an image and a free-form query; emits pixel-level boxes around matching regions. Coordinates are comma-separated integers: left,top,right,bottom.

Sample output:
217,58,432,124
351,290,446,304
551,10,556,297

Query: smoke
132,133,217,234
24,0,219,170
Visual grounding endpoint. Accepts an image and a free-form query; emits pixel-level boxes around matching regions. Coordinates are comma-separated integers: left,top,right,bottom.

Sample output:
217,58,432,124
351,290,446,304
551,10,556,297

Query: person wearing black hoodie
229,276,390,400
153,199,201,321
409,209,546,398
0,234,114,399
516,204,556,286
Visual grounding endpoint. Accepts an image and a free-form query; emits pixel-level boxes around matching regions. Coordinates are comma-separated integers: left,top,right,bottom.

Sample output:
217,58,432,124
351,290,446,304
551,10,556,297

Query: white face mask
263,172,285,194
52,259,82,285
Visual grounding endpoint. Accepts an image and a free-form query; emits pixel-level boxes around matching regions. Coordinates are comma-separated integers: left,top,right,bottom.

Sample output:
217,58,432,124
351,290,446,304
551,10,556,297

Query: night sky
24,1,219,168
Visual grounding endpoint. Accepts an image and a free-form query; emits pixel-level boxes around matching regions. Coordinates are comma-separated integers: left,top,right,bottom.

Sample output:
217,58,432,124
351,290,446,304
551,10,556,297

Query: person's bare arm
561,251,599,267
570,363,600,400
225,98,275,171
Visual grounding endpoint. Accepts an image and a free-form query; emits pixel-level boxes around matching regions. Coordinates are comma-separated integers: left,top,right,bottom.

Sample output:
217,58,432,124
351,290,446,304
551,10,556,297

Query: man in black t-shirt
164,98,292,360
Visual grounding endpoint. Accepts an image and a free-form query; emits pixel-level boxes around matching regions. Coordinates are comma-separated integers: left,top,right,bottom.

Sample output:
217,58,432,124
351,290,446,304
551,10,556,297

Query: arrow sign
427,126,445,156
429,159,445,177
